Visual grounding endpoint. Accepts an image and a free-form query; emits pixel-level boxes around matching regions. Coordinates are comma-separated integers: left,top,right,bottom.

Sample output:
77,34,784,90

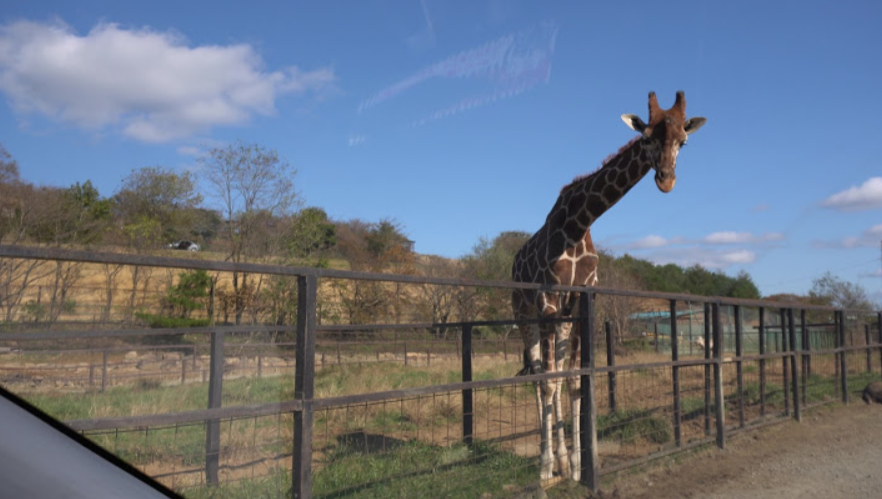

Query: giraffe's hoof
557,455,570,478
540,457,554,481
570,460,581,482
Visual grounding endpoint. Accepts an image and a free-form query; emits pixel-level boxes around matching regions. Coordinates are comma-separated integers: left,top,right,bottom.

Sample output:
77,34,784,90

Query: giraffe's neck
550,136,656,236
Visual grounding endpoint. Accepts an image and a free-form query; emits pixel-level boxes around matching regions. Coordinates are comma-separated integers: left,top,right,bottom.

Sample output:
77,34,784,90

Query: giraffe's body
511,92,706,481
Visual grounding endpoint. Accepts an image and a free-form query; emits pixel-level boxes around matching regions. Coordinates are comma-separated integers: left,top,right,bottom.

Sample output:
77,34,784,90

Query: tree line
1,140,874,335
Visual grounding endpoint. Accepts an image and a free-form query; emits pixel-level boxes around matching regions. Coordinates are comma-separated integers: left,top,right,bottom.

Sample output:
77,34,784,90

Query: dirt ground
604,402,882,499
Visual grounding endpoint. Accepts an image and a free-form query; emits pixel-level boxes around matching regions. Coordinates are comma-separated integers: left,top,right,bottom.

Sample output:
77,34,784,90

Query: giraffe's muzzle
655,170,676,193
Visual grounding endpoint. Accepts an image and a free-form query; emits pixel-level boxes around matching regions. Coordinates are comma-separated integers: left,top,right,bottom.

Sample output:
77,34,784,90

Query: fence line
1,245,881,498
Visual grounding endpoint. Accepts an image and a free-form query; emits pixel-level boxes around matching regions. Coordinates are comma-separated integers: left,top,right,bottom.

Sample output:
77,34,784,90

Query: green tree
0,143,19,185
729,271,761,299
114,166,203,245
287,207,336,260
27,181,111,246
165,270,212,318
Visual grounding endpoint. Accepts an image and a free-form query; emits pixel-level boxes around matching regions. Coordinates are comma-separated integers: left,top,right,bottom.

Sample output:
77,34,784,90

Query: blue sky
1,0,881,301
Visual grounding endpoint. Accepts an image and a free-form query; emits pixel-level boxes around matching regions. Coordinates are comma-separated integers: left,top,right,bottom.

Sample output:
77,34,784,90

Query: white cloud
822,177,882,212
0,20,335,142
631,235,669,249
815,223,882,249
613,229,782,270
751,203,770,213
704,231,752,244
704,231,784,244
721,250,756,264
642,248,757,270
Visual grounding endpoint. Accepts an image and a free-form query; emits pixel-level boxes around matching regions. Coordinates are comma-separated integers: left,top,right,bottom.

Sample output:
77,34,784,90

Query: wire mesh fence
1,245,881,498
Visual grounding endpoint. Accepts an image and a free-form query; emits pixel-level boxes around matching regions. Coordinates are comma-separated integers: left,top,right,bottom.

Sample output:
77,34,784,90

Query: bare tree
810,272,876,311
100,263,125,323
596,250,645,344
199,141,298,323
416,256,465,338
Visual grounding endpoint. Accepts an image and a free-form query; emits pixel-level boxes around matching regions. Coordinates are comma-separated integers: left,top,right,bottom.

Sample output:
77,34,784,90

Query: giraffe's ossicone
511,91,706,482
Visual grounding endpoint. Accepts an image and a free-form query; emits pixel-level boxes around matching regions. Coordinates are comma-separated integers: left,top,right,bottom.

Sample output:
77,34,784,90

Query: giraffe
511,91,706,481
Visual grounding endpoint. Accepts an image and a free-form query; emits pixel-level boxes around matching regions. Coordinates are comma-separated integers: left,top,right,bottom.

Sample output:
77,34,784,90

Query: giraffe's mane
560,135,641,194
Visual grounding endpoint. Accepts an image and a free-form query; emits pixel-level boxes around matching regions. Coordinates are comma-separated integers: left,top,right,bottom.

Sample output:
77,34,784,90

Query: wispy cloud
860,268,882,279
611,230,784,270
703,231,784,244
821,177,882,212
0,20,335,142
814,223,882,249
641,247,758,270
631,235,671,249
623,230,784,251
348,134,368,147
360,22,558,128
405,0,437,52
751,203,770,213
177,146,203,157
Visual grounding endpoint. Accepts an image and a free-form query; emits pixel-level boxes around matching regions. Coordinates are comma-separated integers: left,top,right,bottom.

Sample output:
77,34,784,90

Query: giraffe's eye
679,141,687,148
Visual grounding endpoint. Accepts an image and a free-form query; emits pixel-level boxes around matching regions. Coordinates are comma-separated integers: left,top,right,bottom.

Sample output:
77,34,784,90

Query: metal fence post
878,312,882,377
669,301,682,447
734,305,744,429
788,309,801,422
461,324,474,445
780,309,790,417
759,307,766,416
205,328,224,485
293,274,317,499
838,311,848,404
801,310,809,404
712,303,725,450
579,292,599,493
605,321,616,413
703,302,711,436
866,324,872,374
101,350,108,393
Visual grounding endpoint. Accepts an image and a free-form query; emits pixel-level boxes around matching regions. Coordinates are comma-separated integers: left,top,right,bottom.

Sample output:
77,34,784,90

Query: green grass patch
598,409,671,445
181,467,291,499
177,440,542,499
22,375,293,423
312,440,537,499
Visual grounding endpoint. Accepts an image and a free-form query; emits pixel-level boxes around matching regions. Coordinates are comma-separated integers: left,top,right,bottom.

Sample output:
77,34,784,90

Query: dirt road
608,403,882,499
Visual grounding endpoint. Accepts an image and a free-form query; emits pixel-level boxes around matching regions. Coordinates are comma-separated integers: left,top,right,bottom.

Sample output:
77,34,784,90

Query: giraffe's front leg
526,324,554,481
535,380,554,481
568,376,581,482
553,323,572,478
568,324,583,482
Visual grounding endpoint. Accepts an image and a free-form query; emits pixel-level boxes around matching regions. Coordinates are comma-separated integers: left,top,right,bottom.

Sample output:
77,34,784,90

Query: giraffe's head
621,91,706,193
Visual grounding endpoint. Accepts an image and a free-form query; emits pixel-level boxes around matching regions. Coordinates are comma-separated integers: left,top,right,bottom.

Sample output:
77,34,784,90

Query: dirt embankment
606,403,882,499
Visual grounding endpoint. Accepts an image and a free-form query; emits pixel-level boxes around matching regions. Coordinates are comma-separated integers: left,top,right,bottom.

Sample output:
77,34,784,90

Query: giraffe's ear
684,117,707,135
621,114,647,133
